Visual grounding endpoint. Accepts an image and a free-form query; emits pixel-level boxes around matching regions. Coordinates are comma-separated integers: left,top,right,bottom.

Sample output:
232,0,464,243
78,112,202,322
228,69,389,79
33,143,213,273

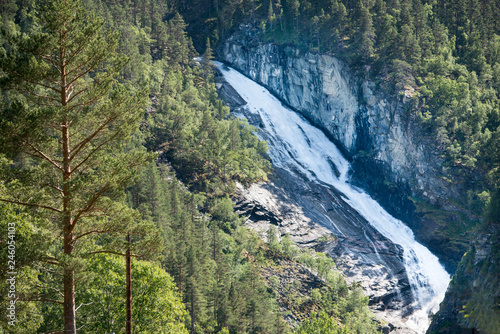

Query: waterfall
215,61,450,333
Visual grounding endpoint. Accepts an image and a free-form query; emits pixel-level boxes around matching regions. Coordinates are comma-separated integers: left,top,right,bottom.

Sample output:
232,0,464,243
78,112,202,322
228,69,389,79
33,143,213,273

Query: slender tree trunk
62,141,76,334
62,121,76,334
190,290,195,334
61,39,77,331
213,226,216,262
126,234,133,334
63,231,76,333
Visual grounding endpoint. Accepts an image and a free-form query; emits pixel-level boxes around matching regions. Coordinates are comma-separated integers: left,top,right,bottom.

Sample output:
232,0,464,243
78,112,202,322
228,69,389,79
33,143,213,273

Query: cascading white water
215,62,450,333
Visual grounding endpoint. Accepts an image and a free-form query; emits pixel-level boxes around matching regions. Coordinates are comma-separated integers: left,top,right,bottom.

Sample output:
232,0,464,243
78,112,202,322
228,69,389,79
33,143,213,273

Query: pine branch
71,185,110,229
23,150,64,165
67,95,102,125
46,184,64,195
74,228,115,241
11,70,61,94
64,33,96,70
71,131,121,174
66,86,88,103
19,88,61,104
21,139,64,172
0,198,61,213
69,116,116,162
88,250,144,258
36,285,64,297
32,263,58,273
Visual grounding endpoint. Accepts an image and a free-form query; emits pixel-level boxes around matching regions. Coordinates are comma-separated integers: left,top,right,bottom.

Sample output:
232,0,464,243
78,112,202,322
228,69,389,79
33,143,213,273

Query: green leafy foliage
296,311,347,334
80,255,188,333
0,203,49,333
145,58,270,195
36,254,188,333
0,0,160,331
262,227,380,333
128,162,284,334
0,1,431,333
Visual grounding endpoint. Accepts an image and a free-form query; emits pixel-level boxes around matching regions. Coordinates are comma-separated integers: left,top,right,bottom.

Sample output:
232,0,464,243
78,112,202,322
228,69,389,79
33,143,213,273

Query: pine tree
354,2,376,62
0,0,152,332
202,37,214,76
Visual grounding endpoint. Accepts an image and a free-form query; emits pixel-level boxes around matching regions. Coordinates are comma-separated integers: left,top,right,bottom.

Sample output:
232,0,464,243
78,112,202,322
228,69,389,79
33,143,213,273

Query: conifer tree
0,0,152,332
354,2,375,62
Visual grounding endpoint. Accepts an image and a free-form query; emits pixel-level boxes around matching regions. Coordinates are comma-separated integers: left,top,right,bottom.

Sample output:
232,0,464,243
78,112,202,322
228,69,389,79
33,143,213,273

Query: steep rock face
219,25,469,270
215,62,444,333
232,171,417,333
217,71,415,331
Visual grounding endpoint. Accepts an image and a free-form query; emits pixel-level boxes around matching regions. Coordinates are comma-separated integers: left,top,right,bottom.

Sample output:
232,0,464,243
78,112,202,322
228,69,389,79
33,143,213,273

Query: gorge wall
219,25,471,271
215,64,429,333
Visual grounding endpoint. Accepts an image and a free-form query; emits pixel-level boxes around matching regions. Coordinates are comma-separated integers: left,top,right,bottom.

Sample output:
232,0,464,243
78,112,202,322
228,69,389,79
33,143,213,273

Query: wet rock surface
233,171,418,332
215,59,449,333
218,25,473,271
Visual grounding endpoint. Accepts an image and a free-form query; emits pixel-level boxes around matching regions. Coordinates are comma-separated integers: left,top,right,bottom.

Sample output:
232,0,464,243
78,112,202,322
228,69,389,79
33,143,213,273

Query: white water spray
216,62,450,332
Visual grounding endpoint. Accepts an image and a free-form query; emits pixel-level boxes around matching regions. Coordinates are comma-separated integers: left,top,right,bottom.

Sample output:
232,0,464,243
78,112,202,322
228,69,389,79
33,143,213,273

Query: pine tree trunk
62,152,76,333
126,234,133,334
61,40,77,332
63,229,76,333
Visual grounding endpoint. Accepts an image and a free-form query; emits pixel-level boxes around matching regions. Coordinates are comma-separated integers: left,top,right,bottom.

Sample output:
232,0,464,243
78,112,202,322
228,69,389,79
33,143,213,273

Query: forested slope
0,0,383,333
174,0,500,332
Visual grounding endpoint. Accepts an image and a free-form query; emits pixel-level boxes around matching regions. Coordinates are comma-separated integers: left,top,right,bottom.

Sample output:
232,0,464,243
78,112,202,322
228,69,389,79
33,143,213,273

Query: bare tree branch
75,301,93,313
67,86,89,104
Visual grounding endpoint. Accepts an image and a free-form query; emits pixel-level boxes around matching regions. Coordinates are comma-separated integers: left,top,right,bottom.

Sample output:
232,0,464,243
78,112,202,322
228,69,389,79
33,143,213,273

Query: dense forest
0,0,384,333
1,0,499,333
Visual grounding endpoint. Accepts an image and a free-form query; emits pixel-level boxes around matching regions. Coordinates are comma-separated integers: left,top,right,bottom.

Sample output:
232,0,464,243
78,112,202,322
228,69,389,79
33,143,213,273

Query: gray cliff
219,25,470,270
216,70,423,333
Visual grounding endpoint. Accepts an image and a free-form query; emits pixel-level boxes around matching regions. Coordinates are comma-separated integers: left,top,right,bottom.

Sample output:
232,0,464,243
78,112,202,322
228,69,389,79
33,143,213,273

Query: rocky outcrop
219,25,471,271
260,258,328,326
232,168,418,332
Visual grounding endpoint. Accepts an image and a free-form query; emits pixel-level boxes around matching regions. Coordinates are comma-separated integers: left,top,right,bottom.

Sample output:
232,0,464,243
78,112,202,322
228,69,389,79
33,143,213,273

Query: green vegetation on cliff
174,1,500,332
429,189,500,333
